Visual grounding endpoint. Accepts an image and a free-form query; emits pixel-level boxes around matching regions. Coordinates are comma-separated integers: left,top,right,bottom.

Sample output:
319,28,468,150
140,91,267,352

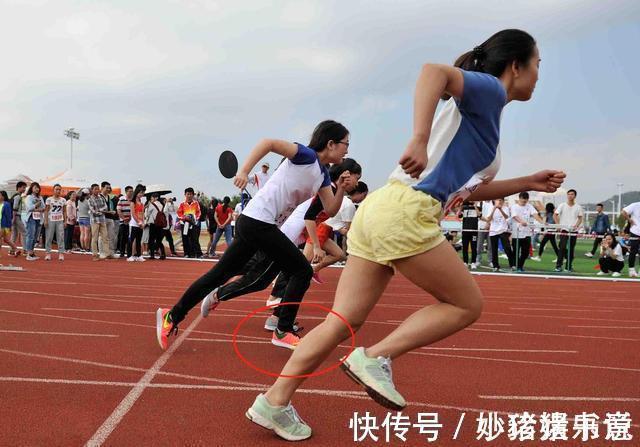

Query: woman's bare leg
365,241,483,359
263,255,393,406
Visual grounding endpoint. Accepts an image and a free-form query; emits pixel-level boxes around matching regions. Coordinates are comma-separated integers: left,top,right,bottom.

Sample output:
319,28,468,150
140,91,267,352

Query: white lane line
3,375,637,428
421,348,577,353
187,338,270,344
483,312,640,325
0,308,265,340
0,330,117,338
466,327,639,342
42,308,154,314
568,325,640,329
410,352,640,373
0,348,269,388
386,319,512,327
0,288,173,307
479,395,640,402
509,307,613,313
85,315,202,447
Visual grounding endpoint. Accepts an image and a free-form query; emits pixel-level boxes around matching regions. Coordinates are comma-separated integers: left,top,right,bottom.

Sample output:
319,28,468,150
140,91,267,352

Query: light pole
64,128,80,170
616,183,624,216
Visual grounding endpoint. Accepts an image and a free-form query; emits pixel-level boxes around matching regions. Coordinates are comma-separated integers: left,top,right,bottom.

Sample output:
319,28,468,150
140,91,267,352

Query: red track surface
1,251,638,446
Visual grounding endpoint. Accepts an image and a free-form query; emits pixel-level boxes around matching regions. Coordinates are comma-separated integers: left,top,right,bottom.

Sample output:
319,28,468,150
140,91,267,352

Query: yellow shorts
347,180,445,268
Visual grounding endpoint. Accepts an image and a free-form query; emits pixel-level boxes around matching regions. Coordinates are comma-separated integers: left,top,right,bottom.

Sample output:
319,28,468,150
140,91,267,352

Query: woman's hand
312,246,326,264
399,138,428,179
234,171,249,190
528,170,566,193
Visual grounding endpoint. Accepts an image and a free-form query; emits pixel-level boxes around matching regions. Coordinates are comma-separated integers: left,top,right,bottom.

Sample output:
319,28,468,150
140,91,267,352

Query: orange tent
39,170,121,197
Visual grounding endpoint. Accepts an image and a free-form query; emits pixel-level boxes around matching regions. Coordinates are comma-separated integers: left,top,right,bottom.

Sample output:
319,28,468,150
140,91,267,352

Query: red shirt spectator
215,203,233,226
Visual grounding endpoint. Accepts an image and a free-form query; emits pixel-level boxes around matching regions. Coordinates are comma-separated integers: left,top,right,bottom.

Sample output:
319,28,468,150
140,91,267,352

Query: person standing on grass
127,184,146,262
621,201,640,278
77,189,91,252
484,198,515,272
43,184,67,261
531,202,559,262
157,120,352,352
0,191,21,257
586,203,610,258
475,199,493,266
64,191,77,252
116,186,133,258
210,197,233,257
597,233,624,277
458,200,480,269
88,183,112,261
244,30,566,442
24,182,45,261
9,181,27,255
554,189,583,272
509,191,542,272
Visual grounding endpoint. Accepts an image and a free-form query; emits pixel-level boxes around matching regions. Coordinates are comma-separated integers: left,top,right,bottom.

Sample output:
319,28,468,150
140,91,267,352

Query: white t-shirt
604,243,624,262
243,144,331,226
510,203,538,238
325,196,356,232
46,197,66,222
231,202,244,227
488,205,510,236
478,201,493,231
250,171,271,191
555,203,584,230
623,202,640,235
280,198,314,246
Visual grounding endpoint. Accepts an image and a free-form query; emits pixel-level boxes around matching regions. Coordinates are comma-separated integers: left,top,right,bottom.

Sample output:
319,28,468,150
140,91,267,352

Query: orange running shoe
156,308,178,350
271,328,301,350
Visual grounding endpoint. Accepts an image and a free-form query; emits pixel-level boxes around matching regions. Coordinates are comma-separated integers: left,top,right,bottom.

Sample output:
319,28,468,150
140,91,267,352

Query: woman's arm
235,140,298,189
399,65,465,178
468,170,566,202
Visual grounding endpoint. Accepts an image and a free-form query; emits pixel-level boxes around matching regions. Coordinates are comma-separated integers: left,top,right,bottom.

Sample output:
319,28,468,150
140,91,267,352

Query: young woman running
156,120,350,350
245,29,566,441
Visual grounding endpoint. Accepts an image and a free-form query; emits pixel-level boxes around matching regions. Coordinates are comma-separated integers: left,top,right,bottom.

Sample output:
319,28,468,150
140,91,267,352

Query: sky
1,0,638,203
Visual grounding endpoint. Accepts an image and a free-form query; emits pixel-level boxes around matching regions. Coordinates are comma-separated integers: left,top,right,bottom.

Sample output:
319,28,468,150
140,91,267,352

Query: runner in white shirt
482,198,515,271
509,191,542,272
621,201,640,277
553,189,584,272
44,184,67,261
158,120,351,352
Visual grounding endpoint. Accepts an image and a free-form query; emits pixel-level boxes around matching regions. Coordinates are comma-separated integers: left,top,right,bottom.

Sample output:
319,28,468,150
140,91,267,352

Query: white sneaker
266,296,282,307
596,271,607,276
630,268,638,278
530,256,541,262
470,263,477,270
127,256,136,262
44,254,51,261
58,255,64,261
136,256,146,262
200,288,220,318
26,255,39,261
612,272,621,277
264,315,278,331
584,252,593,258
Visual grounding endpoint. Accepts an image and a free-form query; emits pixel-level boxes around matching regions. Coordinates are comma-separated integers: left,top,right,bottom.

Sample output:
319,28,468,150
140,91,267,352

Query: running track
1,253,638,446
